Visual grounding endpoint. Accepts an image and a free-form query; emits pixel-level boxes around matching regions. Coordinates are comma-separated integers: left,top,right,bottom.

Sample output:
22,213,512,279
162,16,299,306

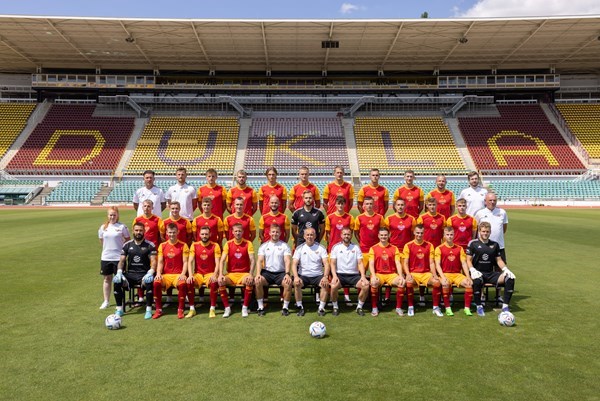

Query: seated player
218,223,255,318
434,227,473,316
224,197,256,242
369,227,406,317
402,224,443,317
329,227,370,316
467,221,516,316
132,199,162,303
291,227,330,316
446,198,477,250
152,223,192,319
254,224,293,316
187,226,230,318
258,195,291,243
112,222,157,319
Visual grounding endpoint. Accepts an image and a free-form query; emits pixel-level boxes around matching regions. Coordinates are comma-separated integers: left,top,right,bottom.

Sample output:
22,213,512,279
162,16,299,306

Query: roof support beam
322,22,335,71
497,20,547,66
558,33,600,64
438,21,475,67
190,22,213,70
261,22,270,72
0,35,36,65
119,21,154,67
380,23,404,70
46,19,95,66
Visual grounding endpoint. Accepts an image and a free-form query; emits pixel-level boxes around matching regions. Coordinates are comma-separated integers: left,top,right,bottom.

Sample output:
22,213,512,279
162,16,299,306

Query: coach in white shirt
166,167,197,220
132,170,166,217
459,171,488,216
474,192,508,261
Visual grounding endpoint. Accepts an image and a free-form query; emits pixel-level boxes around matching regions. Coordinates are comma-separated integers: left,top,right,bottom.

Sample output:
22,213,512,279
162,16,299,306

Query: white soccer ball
309,321,326,338
498,311,515,327
105,313,122,330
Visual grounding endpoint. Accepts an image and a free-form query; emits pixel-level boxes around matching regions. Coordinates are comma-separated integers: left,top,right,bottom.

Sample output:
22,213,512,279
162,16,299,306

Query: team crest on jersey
406,194,414,201
448,253,456,262
439,198,447,204
200,253,208,260
459,226,466,232
367,221,375,230
373,195,379,201
381,252,389,260
336,223,344,230
234,250,243,259
167,251,176,259
417,250,425,259
398,224,405,230
430,223,438,229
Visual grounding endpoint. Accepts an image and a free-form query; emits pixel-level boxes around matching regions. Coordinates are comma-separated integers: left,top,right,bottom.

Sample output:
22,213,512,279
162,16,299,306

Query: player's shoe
407,306,415,317
257,308,266,317
344,296,353,307
115,309,124,317
136,296,144,303
476,305,485,317
144,310,152,320
152,310,163,319
332,308,340,316
395,308,405,317
99,301,109,309
501,305,510,313
281,308,290,316
371,308,379,317
317,309,326,317
242,307,249,318
185,309,196,319
223,307,232,318
296,306,305,317
356,307,365,316
432,307,444,317
177,309,185,319
445,308,454,317
463,308,473,316
418,296,426,307
209,309,216,318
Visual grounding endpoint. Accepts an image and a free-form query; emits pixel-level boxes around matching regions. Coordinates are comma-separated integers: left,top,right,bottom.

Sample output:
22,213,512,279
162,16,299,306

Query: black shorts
261,270,287,286
123,272,146,288
337,273,361,287
482,271,502,286
299,274,323,287
100,261,118,276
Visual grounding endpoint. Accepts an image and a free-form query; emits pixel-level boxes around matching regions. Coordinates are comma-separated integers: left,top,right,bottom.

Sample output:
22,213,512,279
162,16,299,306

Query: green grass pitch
1,207,599,401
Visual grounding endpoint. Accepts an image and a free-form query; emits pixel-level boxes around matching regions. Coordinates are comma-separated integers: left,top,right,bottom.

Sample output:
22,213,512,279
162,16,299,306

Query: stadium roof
1,15,599,74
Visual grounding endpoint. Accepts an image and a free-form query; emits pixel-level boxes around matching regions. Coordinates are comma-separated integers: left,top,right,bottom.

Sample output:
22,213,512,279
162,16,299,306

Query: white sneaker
407,306,415,317
99,301,109,309
242,307,249,318
223,307,231,318
395,308,405,316
432,307,444,317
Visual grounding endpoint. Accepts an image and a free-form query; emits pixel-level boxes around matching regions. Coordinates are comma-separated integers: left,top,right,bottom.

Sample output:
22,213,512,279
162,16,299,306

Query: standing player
152,223,192,319
291,228,330,316
160,201,192,245
258,195,290,243
98,207,130,309
357,168,389,216
322,165,354,216
474,192,509,262
402,224,443,317
353,196,385,267
446,198,477,250
132,170,166,217
192,197,224,245
197,168,227,220
218,223,255,318
226,169,257,216
288,166,321,212
258,166,287,215
329,227,370,316
384,198,415,304
416,197,446,248
224,197,256,241
426,174,455,219
113,222,157,319
187,226,229,318
458,171,488,216
434,227,473,316
254,224,293,316
133,199,163,247
368,227,405,317
324,196,354,252
291,190,325,247
165,167,197,221
466,222,515,316
393,169,424,218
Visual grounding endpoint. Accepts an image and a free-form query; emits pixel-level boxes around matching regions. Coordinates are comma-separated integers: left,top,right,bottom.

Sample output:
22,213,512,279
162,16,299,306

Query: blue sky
0,0,599,19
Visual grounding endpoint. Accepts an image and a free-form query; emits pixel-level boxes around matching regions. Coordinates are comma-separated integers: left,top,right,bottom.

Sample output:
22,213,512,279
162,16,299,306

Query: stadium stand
489,179,600,200
0,103,36,160
458,105,586,174
244,117,349,176
0,179,44,205
5,105,134,175
354,117,466,176
124,117,239,176
45,180,103,203
555,104,600,159
106,179,225,203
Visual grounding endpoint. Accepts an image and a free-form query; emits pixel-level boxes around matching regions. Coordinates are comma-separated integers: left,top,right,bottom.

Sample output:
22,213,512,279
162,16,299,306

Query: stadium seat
0,103,37,160
555,104,600,159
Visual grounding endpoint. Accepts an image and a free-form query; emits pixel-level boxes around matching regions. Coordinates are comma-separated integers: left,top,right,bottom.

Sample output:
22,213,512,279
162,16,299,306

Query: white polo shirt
474,207,508,249
293,242,328,277
459,186,488,216
258,240,292,273
98,222,130,261
133,185,165,217
330,242,363,275
166,183,197,220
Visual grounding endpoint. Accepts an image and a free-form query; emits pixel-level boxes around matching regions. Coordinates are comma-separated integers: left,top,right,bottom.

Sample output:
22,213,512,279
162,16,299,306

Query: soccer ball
105,313,122,330
309,321,326,338
498,311,515,327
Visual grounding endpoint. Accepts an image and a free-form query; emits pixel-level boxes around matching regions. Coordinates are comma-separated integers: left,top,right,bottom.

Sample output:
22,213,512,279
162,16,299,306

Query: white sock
319,301,326,310
257,299,264,309
146,306,152,312
116,306,123,311
344,295,351,301
332,302,339,309
297,301,303,308
283,300,290,309
357,301,364,308
189,305,195,311
210,306,216,310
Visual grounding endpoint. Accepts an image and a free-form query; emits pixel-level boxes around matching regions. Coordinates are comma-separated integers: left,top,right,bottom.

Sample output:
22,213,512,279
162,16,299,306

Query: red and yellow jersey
384,213,415,250
358,184,389,216
446,214,477,250
258,183,287,214
435,243,466,274
160,216,192,244
192,214,223,244
222,239,254,273
322,181,354,215
325,212,354,252
158,240,189,274
394,185,424,218
288,182,321,210
190,241,221,275
417,212,446,247
197,184,227,219
133,214,162,247
369,243,401,275
402,240,434,274
258,211,290,243
227,185,258,217
354,212,385,253
224,213,256,241
426,188,456,219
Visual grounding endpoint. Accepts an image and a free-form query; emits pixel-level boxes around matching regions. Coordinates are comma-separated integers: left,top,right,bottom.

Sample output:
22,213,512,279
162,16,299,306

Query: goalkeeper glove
469,267,482,279
502,266,516,279
142,269,155,284
113,269,123,284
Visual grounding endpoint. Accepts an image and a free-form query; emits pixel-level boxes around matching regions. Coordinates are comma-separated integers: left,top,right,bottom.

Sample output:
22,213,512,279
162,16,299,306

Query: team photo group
98,165,515,321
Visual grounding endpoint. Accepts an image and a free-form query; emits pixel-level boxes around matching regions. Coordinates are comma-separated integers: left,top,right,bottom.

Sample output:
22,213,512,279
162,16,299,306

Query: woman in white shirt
98,206,130,309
